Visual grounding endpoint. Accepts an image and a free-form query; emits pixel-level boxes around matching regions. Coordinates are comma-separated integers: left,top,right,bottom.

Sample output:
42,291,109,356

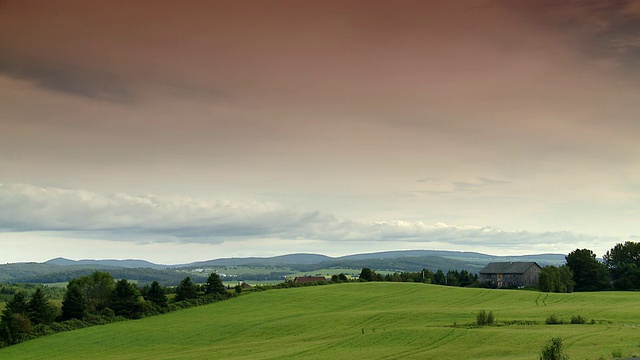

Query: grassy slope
2,283,640,359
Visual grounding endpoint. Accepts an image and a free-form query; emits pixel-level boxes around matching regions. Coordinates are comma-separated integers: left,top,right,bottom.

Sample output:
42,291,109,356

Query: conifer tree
62,283,86,320
0,292,31,345
204,273,227,296
145,281,167,308
111,279,143,318
27,288,53,325
175,276,198,301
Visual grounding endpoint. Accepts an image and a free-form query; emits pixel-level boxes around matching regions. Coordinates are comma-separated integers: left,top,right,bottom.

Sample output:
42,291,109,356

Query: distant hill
297,255,487,273
335,250,566,266
182,253,333,267
174,250,566,275
41,250,567,270
0,250,567,285
45,257,170,270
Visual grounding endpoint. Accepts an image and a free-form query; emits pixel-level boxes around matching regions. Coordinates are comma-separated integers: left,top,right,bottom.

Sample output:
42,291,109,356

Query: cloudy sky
1,0,639,264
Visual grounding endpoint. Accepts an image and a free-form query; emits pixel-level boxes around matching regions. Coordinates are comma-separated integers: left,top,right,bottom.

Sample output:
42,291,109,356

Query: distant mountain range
46,257,169,270
43,250,567,269
0,250,567,285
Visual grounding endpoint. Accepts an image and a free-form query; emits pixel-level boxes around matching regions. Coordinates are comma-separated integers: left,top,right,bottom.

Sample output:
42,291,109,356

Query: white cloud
0,183,606,254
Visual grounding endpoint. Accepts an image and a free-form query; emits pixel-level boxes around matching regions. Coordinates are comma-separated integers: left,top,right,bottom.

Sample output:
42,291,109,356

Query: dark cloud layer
508,0,640,72
0,53,134,102
1,0,638,102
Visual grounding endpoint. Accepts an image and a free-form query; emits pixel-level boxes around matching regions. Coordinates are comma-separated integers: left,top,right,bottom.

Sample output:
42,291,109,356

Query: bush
476,310,495,326
545,314,564,325
570,315,586,324
540,337,569,360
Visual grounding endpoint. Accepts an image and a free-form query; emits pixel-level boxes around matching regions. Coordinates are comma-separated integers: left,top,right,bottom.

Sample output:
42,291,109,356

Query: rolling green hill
2,283,639,359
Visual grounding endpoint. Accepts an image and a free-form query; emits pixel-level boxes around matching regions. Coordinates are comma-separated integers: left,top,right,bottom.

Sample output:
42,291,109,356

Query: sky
1,0,639,264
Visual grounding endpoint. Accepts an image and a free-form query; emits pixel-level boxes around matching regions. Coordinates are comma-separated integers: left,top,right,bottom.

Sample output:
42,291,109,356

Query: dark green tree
338,273,349,282
145,281,167,308
421,268,434,284
3,292,28,316
68,271,115,313
538,266,555,292
566,248,610,291
457,270,475,287
445,271,460,286
175,276,199,301
359,268,374,282
538,266,573,293
61,283,86,320
111,279,143,318
433,270,446,285
604,242,640,290
558,265,574,293
27,288,54,325
0,292,31,345
204,273,227,296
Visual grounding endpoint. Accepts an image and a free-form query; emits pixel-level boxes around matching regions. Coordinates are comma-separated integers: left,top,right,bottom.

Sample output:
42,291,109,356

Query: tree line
539,241,640,293
0,271,230,347
355,267,479,287
0,284,66,303
352,241,640,293
18,268,208,287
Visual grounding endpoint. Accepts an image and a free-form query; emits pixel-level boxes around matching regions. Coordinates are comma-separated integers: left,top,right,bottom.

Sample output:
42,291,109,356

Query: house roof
479,262,541,274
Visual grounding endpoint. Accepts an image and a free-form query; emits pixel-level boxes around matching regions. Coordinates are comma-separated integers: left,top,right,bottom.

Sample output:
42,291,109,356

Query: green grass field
2,283,640,359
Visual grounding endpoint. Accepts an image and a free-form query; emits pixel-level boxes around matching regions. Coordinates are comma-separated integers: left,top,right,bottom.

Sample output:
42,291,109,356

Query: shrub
545,314,564,325
570,315,586,324
476,310,495,326
540,337,569,360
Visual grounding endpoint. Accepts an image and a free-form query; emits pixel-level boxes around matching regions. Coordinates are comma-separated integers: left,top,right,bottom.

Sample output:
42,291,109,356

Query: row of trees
357,268,479,287
0,272,231,347
0,288,55,344
523,241,640,293
565,242,640,291
355,241,640,293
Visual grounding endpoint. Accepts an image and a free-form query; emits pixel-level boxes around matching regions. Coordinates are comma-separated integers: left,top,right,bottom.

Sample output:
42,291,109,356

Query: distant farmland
2,283,639,359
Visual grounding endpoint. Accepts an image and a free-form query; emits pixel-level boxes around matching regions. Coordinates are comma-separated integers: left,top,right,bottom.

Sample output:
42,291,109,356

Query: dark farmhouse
293,276,327,283
479,262,542,288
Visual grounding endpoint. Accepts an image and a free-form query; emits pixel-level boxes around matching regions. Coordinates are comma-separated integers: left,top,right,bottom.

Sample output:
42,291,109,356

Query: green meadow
2,283,640,359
